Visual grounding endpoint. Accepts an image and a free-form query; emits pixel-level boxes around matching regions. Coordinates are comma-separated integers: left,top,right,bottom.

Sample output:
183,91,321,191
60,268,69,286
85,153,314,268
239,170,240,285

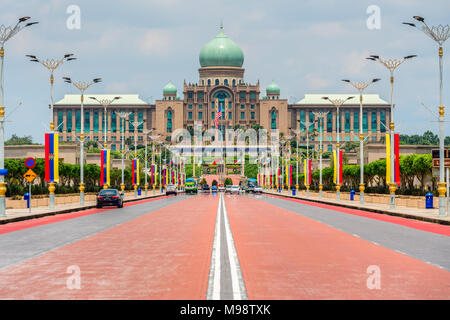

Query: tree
224,177,233,186
5,134,37,145
412,154,432,190
212,179,218,186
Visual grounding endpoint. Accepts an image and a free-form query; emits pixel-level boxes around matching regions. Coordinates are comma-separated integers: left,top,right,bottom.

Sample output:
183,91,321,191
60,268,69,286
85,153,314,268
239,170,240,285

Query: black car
202,184,210,192
96,189,124,208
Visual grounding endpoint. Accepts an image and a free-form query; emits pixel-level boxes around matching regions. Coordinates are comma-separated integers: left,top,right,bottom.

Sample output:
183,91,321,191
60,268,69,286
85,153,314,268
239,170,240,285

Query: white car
166,184,177,195
231,185,240,194
225,185,233,193
254,186,263,193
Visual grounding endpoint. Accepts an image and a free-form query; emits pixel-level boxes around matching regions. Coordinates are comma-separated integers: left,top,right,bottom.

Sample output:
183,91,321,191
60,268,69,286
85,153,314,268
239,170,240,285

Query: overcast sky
1,0,449,143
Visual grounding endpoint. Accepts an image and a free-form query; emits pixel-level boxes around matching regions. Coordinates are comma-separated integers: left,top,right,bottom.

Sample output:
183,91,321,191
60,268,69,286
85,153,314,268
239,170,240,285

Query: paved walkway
0,191,168,224
263,190,450,225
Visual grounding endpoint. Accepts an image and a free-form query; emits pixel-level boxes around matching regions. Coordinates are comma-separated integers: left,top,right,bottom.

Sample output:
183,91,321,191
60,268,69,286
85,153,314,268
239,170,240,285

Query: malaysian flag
215,101,222,128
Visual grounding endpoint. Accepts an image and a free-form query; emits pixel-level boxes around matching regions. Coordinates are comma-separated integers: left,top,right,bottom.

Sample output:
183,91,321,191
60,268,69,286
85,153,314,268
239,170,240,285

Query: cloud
137,29,171,55
304,73,332,90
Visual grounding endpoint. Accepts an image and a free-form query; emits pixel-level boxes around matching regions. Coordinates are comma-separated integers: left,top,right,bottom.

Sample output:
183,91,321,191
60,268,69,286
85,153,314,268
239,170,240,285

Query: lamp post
367,55,416,209
131,118,144,197
142,128,153,196
403,16,449,216
342,78,380,205
0,16,38,217
63,77,102,205
322,96,354,201
312,111,329,199
88,96,121,146
300,120,317,197
116,111,132,192
290,127,300,192
149,134,160,194
26,53,76,209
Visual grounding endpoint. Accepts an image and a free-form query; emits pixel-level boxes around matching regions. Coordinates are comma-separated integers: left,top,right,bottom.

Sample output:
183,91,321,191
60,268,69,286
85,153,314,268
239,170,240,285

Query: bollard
425,193,433,209
350,190,355,201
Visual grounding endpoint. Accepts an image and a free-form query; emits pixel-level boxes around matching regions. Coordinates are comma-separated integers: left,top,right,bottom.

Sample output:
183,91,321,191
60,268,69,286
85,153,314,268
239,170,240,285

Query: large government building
53,26,391,153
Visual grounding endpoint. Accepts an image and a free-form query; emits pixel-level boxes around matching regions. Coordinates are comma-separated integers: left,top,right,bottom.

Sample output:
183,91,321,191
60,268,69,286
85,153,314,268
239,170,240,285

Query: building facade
53,26,390,152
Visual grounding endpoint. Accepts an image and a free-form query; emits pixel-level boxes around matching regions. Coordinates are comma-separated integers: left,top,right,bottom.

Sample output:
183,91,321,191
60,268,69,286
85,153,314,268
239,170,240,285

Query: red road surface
0,195,218,299
225,195,450,299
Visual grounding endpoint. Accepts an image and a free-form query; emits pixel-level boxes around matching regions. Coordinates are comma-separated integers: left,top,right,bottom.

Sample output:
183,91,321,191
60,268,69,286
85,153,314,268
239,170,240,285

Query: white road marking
207,194,222,300
222,193,247,300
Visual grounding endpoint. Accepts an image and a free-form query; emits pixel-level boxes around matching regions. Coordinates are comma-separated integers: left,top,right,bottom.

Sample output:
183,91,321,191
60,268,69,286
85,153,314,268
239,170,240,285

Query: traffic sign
25,157,36,169
432,159,450,168
24,169,37,183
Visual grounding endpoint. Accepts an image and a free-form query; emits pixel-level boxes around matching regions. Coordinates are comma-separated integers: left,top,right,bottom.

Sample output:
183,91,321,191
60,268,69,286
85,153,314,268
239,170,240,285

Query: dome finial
220,19,223,30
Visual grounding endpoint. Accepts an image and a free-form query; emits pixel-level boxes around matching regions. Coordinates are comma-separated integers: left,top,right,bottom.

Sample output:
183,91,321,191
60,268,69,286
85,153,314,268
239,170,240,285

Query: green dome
266,81,280,95
199,27,244,68
163,81,177,95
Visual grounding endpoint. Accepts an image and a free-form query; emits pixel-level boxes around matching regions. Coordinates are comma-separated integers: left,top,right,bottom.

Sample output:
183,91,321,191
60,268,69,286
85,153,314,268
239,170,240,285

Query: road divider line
222,193,248,300
207,194,221,300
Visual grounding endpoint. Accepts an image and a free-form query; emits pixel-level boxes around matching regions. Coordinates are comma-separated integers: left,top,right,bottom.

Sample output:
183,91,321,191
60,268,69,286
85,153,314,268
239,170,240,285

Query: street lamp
131,118,144,197
342,78,380,205
290,127,300,192
403,16,450,216
26,53,76,209
0,16,38,217
312,111,329,199
89,96,121,147
116,111,132,192
322,96,354,201
63,77,102,205
367,54,416,209
299,119,317,197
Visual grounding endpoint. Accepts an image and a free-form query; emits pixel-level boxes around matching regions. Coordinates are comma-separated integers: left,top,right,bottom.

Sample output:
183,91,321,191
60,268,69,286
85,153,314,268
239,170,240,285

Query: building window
67,136,72,142
345,110,350,133
198,111,203,120
111,144,116,151
211,101,215,109
271,110,277,129
251,111,255,119
336,111,341,133
241,111,245,120
198,104,202,109
188,104,192,109
224,79,228,86
111,111,117,133
188,92,193,99
363,111,368,133
228,111,232,119
138,111,143,133
309,111,314,131
240,92,245,100
251,104,255,109
327,136,332,141
211,112,215,121
354,110,359,133
300,110,305,132
167,110,172,133
198,92,203,99
250,92,255,100
188,111,193,119
85,110,90,133
326,112,332,133
371,111,377,133
328,144,333,152
229,102,232,109
232,79,236,86
93,110,99,133
208,79,211,86
57,110,63,133
240,104,245,109
215,79,219,85
380,110,386,133
129,113,134,133
345,136,350,141
67,110,72,133
120,109,125,133
138,136,143,141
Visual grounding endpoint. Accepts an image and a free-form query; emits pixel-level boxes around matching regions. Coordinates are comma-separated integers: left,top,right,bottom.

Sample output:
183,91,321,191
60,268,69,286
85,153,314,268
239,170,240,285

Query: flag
386,133,400,186
234,157,241,164
212,158,220,165
132,158,139,186
333,150,337,184
45,132,59,183
151,164,157,185
215,103,222,128
100,149,110,186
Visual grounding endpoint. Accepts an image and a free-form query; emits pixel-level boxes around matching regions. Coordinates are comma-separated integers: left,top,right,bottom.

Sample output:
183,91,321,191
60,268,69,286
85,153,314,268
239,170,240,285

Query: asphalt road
0,192,448,299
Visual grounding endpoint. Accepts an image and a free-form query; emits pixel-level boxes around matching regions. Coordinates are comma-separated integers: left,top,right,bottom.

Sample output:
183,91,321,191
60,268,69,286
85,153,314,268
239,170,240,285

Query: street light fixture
26,53,76,209
322,96,354,201
149,133,160,194
0,16,38,217
299,119,317,197
116,111,132,192
342,78,380,205
131,118,144,197
88,96,121,148
403,16,450,216
366,54,415,209
63,77,102,205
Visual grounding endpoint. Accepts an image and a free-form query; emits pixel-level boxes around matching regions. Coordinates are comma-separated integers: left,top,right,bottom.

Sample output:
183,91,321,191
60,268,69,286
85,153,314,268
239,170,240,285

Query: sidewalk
0,191,169,225
263,190,450,225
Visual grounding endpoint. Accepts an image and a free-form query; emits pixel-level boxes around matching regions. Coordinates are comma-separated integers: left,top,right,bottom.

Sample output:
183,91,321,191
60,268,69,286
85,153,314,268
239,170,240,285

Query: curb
263,191,450,226
0,192,173,225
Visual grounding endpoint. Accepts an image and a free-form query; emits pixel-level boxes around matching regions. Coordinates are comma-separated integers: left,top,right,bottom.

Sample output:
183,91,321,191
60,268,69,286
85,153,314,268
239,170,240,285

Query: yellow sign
24,169,37,183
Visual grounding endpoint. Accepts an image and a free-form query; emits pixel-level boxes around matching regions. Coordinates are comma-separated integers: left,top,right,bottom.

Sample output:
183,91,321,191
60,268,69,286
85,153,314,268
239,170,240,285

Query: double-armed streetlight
366,54,416,209
299,119,317,197
312,111,329,199
149,134,161,194
403,16,450,216
0,16,38,217
116,111,132,192
322,96,354,201
131,118,144,197
342,78,380,205
63,77,102,205
89,96,121,147
26,53,76,209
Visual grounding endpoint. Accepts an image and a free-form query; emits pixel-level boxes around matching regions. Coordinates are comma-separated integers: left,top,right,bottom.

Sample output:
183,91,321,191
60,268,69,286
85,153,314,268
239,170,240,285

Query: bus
245,178,258,193
185,178,198,194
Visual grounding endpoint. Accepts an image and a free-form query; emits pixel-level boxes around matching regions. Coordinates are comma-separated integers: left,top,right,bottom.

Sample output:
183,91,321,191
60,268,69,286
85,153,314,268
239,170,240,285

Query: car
166,184,178,195
185,178,198,194
211,185,218,192
202,184,210,192
254,185,263,193
225,185,233,193
231,185,240,194
96,189,124,208
218,184,225,192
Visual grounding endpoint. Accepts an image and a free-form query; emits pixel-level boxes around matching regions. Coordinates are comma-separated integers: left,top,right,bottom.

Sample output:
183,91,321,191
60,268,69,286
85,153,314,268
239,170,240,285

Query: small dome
266,81,280,95
163,81,177,95
199,27,244,68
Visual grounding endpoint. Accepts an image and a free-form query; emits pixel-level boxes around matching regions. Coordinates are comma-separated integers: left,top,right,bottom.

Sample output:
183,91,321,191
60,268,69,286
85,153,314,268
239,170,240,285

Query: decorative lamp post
0,16,38,217
131,118,144,197
367,54,416,209
116,111,132,192
149,133,160,194
312,111,329,199
300,119,317,197
342,78,380,205
322,96,354,201
63,77,102,205
26,53,76,209
403,16,449,216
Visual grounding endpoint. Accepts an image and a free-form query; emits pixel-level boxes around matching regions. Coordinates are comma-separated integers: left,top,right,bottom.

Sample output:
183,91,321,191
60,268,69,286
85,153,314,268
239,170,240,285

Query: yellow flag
386,134,391,184
333,150,337,184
